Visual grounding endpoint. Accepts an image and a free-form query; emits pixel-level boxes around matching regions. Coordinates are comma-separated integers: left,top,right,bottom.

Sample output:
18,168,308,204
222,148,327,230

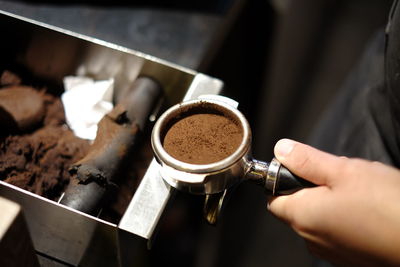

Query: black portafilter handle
265,158,316,195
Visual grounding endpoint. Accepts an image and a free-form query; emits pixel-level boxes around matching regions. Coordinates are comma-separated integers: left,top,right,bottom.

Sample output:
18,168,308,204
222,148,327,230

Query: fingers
268,186,326,224
268,139,345,240
274,139,343,186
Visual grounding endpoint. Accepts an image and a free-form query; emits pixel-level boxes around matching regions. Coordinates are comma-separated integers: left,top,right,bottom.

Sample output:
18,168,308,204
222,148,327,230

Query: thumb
274,139,342,186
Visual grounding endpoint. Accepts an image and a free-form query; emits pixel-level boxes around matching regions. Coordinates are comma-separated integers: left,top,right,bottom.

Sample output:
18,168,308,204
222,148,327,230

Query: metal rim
151,99,251,174
266,158,281,195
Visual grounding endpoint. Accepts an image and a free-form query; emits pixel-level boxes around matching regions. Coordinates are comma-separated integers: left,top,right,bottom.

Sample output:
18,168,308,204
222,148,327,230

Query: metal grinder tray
0,10,223,267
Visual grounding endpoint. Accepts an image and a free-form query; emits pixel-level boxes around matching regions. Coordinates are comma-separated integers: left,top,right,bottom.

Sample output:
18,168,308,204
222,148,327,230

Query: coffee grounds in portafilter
163,113,243,164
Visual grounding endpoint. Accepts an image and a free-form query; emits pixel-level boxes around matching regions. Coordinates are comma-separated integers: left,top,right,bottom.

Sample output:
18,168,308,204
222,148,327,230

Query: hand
268,139,400,266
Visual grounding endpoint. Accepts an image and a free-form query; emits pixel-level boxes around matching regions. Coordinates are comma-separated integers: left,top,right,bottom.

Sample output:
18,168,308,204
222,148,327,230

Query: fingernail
275,139,295,159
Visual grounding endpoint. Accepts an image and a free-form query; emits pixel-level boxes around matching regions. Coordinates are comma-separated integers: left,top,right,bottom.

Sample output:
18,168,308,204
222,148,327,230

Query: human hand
268,139,400,266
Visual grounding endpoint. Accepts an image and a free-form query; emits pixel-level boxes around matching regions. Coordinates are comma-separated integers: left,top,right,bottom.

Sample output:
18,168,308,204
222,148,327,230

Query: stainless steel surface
0,182,118,266
0,10,223,266
119,159,172,241
0,196,39,267
119,74,223,244
245,159,269,185
203,189,227,225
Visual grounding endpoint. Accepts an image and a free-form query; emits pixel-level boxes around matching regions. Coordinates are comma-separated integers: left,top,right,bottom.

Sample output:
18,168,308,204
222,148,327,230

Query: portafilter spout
151,95,315,224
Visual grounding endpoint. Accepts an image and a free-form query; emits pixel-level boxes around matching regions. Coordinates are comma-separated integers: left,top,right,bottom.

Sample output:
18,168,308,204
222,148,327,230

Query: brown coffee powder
163,113,243,164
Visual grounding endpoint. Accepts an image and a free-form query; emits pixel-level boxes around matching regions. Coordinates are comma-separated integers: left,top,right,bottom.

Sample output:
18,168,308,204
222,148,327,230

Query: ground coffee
163,113,243,164
0,78,90,200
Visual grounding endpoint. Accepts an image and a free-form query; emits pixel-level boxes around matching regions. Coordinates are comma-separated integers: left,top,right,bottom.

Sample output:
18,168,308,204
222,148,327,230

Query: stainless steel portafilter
151,96,314,223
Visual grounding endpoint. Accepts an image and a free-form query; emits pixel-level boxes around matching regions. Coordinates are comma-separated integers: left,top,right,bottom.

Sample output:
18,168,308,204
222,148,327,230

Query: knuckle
338,157,358,176
371,160,384,167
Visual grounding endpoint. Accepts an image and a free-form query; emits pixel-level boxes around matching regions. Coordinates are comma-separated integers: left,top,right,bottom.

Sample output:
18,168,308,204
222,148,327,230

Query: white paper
61,76,114,140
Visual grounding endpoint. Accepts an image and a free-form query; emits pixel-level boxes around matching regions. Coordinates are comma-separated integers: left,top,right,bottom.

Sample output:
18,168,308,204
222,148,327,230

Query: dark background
0,0,394,266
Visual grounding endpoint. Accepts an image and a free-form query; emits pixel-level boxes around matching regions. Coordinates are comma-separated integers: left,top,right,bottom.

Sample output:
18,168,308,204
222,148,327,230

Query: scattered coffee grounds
0,70,90,200
0,126,90,200
163,113,243,164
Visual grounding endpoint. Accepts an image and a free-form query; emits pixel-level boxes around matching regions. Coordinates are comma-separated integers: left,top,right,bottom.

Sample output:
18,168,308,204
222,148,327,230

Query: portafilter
151,95,314,224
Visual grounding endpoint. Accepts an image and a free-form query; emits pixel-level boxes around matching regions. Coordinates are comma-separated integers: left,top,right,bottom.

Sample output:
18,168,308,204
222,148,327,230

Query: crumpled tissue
61,76,114,140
